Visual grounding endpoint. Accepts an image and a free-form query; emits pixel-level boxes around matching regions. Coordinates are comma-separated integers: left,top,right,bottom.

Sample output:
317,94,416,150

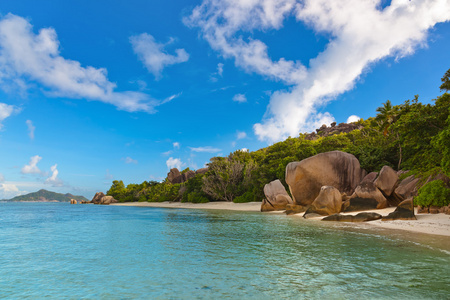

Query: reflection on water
0,203,449,299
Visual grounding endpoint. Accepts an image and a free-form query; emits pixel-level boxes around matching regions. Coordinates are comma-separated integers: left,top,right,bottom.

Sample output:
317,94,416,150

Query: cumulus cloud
26,120,35,140
347,115,361,123
232,93,247,103
45,164,63,187
217,63,224,76
124,156,138,164
0,14,157,112
0,173,4,182
0,103,19,129
187,0,450,142
0,183,23,199
166,157,183,170
189,146,222,153
130,33,189,78
173,142,180,149
21,155,42,174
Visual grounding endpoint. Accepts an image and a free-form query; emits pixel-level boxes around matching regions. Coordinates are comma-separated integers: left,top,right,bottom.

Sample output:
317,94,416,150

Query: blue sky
0,0,449,199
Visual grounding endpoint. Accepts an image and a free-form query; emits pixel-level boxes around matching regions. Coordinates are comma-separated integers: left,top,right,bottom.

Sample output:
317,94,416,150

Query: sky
0,0,449,199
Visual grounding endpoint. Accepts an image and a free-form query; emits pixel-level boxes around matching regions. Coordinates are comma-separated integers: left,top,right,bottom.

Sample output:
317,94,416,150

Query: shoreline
112,201,450,237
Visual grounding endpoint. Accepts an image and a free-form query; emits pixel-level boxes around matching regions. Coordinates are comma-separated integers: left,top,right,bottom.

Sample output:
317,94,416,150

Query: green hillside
3,189,89,202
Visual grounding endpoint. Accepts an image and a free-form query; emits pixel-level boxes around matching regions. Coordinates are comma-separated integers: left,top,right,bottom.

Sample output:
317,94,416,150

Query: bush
233,191,256,203
185,191,209,203
414,180,450,207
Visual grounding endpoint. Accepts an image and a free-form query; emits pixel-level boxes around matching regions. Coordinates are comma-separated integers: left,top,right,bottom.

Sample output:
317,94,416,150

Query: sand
112,202,450,237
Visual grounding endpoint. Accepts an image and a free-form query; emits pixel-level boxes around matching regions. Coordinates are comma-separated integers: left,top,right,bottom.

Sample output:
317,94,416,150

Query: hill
2,189,89,202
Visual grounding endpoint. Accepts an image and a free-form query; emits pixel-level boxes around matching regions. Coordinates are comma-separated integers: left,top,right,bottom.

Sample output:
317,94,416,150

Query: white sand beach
112,201,450,237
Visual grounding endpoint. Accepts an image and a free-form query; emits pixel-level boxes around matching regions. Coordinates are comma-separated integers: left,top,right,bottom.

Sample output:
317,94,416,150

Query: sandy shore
112,201,450,237
112,201,262,211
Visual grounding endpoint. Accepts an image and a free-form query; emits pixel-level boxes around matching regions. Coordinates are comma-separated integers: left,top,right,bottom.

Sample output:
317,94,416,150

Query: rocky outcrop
167,168,183,184
393,175,419,201
261,180,293,212
70,199,77,204
374,166,398,197
342,181,387,212
304,186,342,217
99,196,118,205
195,168,208,175
285,204,308,215
286,151,365,206
91,192,105,204
322,212,382,222
361,172,378,183
182,170,196,182
304,122,363,140
382,198,416,221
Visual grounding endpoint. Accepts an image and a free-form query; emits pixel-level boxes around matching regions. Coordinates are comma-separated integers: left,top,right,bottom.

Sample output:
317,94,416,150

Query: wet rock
286,151,365,206
382,198,416,221
303,213,322,219
322,212,382,222
342,197,379,212
304,186,342,216
322,213,354,222
285,204,308,215
261,180,293,212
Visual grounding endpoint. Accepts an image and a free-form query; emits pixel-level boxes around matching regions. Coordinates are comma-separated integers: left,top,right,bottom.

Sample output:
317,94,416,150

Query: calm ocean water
0,203,449,299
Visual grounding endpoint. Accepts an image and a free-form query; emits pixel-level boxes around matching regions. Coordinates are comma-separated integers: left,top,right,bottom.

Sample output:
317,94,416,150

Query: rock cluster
304,122,363,140
167,168,208,184
261,150,449,221
91,192,118,205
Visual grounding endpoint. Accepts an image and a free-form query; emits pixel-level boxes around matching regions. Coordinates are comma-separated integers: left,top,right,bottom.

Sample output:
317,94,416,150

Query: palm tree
375,100,402,169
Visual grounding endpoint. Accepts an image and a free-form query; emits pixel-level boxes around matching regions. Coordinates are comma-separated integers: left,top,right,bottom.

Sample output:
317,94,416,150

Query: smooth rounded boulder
304,186,342,216
342,181,387,212
261,179,293,212
286,151,365,206
91,192,105,204
374,166,398,197
382,198,416,221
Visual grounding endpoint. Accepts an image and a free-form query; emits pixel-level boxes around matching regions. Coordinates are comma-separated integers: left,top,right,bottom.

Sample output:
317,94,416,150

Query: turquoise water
0,203,449,299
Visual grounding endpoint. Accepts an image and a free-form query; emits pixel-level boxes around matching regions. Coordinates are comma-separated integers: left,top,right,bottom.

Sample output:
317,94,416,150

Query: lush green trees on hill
107,69,450,204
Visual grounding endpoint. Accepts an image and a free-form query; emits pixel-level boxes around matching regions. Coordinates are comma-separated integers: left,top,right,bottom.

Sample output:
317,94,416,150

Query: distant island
1,189,89,203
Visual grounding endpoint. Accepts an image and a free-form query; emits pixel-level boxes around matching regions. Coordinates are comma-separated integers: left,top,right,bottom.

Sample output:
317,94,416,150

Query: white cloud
233,93,247,103
189,146,222,153
21,155,42,174
217,63,224,76
236,130,247,140
130,33,189,78
240,148,249,152
166,157,183,170
173,142,180,149
187,0,450,143
124,156,138,164
347,115,360,123
0,183,24,199
0,173,4,182
162,150,173,156
0,102,19,129
45,164,63,187
26,120,35,140
0,14,156,112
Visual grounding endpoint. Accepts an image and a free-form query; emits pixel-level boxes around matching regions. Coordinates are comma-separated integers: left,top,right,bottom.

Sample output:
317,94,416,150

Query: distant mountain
2,189,89,202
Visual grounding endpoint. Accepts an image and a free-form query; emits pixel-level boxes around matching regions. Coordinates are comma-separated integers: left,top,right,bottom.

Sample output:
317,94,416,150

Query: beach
112,202,450,237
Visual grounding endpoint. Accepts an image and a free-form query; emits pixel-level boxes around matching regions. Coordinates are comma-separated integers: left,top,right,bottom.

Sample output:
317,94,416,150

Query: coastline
113,202,450,237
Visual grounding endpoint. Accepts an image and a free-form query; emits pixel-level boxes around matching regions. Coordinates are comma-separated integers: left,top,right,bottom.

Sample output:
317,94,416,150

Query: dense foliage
414,180,450,207
3,189,88,202
106,70,450,204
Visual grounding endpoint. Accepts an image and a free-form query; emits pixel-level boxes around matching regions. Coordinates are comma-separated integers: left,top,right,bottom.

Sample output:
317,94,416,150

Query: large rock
195,168,208,175
374,166,398,197
100,196,118,205
286,151,365,206
342,181,387,212
70,199,77,204
261,180,293,212
394,175,419,201
304,186,342,217
285,204,308,215
182,170,196,182
382,198,416,221
91,192,105,204
322,212,382,222
167,168,183,184
361,172,378,183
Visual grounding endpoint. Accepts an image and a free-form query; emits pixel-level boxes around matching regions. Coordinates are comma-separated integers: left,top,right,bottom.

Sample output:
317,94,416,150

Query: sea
0,202,449,299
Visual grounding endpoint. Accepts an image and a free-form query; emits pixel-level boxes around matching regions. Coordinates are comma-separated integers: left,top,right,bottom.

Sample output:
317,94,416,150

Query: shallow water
0,203,449,299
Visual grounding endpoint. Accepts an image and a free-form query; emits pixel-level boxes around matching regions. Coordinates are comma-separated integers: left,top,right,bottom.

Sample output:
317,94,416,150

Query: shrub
233,191,256,203
186,191,209,203
414,180,450,207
